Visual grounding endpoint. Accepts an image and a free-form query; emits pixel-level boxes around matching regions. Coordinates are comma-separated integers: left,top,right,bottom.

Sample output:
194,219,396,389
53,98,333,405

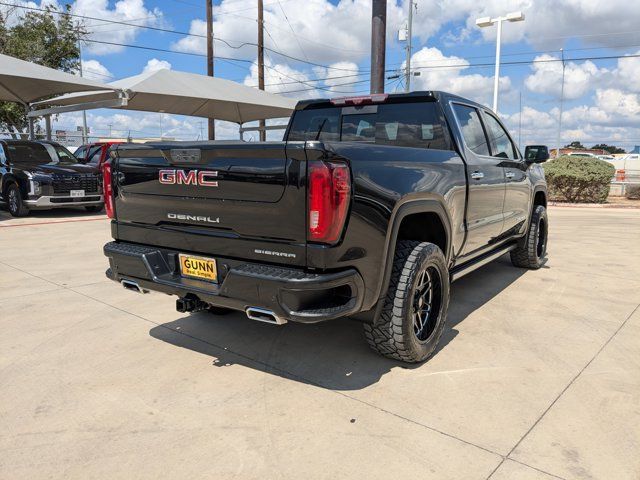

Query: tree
564,141,586,150
591,143,626,154
0,5,83,137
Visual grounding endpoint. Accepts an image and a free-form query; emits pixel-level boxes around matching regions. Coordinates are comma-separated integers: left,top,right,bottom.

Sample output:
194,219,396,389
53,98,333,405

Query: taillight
308,161,351,244
102,159,115,218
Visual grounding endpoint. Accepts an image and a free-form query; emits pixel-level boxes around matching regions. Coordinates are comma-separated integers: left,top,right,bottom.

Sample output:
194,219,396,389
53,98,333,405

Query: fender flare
371,198,453,308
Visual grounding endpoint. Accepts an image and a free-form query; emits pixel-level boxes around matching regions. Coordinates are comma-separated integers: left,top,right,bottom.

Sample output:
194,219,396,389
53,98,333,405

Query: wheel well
534,191,547,208
396,212,448,256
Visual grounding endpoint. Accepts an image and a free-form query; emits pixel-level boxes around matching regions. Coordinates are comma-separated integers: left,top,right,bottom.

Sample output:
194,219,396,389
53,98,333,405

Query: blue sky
4,0,640,149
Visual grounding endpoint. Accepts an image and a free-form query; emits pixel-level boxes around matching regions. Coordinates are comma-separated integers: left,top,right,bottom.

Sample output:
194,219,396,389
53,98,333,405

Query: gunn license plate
179,254,217,282
70,189,85,198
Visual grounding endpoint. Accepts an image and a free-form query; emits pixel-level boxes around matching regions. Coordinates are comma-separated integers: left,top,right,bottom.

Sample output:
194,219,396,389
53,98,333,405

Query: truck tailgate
112,142,307,266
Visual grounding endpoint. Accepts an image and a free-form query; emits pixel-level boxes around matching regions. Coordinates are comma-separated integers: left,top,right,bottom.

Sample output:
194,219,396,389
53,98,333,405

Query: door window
0,144,7,165
483,113,517,159
452,104,490,156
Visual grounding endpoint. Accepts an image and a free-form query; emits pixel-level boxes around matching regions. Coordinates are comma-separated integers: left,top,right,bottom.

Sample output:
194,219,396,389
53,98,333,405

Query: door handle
505,171,515,179
470,171,484,180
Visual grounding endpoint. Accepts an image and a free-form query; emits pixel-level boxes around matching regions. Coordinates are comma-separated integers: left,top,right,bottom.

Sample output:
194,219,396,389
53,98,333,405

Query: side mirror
524,145,550,164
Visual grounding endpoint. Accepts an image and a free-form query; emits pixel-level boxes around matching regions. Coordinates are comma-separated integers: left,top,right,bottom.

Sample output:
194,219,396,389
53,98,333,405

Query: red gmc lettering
158,169,218,187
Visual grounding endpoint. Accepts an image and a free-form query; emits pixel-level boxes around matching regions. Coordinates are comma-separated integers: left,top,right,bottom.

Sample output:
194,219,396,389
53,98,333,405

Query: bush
626,185,640,200
543,156,615,203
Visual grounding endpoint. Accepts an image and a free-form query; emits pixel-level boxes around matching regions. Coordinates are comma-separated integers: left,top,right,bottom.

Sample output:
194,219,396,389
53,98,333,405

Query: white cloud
595,89,640,118
73,0,164,55
142,58,172,74
172,0,404,65
612,51,640,93
242,58,320,99
407,47,511,106
79,59,113,81
524,54,607,100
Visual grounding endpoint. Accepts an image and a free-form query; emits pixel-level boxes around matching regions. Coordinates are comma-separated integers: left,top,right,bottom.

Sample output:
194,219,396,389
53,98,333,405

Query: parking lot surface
1,206,638,480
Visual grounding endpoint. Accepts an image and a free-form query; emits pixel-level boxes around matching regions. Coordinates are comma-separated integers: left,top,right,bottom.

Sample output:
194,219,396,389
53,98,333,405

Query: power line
276,0,308,61
0,1,359,73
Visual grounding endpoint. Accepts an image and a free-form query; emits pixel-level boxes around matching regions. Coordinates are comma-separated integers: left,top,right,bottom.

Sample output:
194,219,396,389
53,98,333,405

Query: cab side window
483,112,517,160
452,104,490,156
0,144,7,165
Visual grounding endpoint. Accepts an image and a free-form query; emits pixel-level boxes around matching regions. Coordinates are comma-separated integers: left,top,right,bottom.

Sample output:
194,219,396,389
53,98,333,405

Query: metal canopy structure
0,53,110,104
32,69,297,125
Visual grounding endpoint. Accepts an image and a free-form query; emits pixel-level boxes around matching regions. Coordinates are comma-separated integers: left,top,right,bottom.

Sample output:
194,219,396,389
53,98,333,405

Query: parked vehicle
0,140,103,217
567,152,598,158
74,141,123,168
102,91,549,363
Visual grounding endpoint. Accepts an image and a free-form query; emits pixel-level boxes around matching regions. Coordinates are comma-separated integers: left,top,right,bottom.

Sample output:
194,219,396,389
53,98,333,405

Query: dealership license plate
179,254,217,282
70,189,85,198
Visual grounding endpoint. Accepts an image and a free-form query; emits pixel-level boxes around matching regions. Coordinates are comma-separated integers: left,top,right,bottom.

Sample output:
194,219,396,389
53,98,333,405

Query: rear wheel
364,240,449,363
7,184,29,217
510,205,548,269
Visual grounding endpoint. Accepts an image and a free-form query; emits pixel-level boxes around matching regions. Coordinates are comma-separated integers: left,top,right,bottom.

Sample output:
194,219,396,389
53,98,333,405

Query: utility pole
206,0,215,140
257,0,266,141
556,48,566,158
370,0,387,94
77,38,89,144
404,0,416,92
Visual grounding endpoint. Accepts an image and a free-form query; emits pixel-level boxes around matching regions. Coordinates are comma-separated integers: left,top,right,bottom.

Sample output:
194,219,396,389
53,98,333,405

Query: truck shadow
149,255,530,391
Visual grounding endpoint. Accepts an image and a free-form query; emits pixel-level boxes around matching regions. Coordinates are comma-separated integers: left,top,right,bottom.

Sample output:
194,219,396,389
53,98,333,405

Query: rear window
288,102,452,150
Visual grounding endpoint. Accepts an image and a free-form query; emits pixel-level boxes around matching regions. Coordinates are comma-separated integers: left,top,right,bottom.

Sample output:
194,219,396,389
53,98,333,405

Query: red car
74,141,123,168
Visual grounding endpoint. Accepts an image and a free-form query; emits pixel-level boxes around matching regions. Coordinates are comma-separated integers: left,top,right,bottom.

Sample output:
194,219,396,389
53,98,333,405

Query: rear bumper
104,241,364,323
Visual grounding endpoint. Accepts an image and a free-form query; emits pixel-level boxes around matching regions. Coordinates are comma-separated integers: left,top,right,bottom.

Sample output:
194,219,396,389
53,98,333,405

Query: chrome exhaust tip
121,279,148,294
245,307,287,325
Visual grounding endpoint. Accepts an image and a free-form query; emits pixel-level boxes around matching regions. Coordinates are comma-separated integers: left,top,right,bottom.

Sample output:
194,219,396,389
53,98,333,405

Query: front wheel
7,184,29,217
510,205,548,269
364,240,450,363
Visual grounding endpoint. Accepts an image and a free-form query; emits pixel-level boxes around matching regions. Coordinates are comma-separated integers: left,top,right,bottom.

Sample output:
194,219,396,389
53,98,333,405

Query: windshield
5,143,53,165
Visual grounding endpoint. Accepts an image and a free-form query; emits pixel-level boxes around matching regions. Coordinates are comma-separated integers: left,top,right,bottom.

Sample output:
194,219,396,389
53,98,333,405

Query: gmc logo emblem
159,169,218,187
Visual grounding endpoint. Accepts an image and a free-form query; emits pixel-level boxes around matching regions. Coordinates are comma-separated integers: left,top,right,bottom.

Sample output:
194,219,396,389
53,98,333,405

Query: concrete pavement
0,206,638,479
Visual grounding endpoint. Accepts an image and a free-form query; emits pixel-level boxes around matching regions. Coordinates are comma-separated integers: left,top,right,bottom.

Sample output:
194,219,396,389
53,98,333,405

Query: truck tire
6,184,29,217
364,240,449,363
510,205,547,269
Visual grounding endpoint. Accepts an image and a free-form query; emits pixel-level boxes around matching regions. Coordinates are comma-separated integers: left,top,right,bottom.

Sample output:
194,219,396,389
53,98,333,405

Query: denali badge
159,169,218,186
167,213,220,224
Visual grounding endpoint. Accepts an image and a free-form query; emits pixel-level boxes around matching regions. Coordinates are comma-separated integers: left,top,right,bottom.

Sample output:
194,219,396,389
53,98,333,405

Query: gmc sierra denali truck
103,91,549,363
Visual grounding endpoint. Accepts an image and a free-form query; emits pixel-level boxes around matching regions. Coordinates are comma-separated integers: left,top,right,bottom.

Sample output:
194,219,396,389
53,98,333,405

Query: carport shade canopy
34,69,297,124
0,53,110,104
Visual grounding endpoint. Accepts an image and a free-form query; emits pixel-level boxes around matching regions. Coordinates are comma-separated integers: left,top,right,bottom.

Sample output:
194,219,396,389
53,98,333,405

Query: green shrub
543,156,615,203
626,184,640,200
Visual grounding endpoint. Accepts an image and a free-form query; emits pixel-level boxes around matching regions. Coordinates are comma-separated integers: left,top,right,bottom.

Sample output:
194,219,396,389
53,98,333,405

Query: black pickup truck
103,91,549,363
0,140,104,216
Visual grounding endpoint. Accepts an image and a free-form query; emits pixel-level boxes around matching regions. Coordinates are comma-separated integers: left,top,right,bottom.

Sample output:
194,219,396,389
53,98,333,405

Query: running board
450,243,517,282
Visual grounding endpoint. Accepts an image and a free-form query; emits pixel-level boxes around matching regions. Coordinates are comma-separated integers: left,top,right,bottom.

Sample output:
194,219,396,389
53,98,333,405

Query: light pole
476,11,525,114
556,48,566,158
